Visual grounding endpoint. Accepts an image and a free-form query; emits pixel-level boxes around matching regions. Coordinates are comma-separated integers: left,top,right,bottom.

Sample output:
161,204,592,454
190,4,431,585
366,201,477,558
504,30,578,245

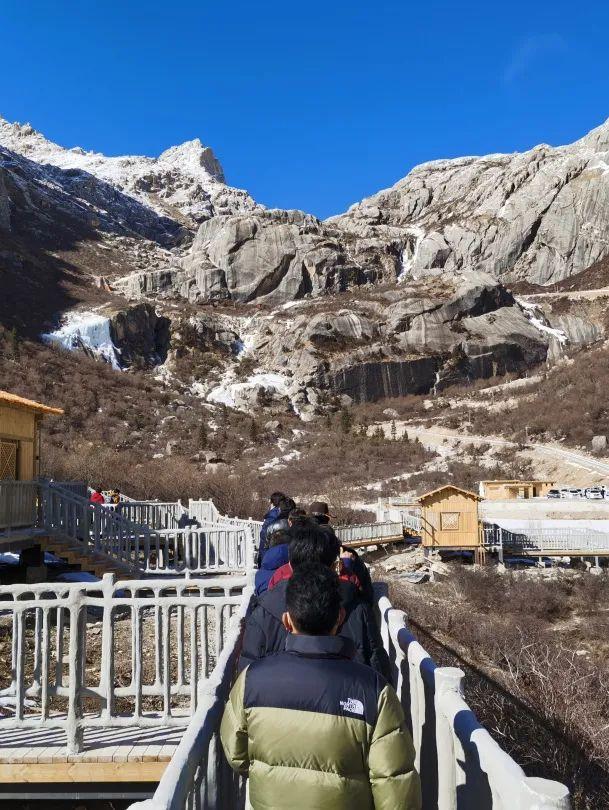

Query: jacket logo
340,698,364,716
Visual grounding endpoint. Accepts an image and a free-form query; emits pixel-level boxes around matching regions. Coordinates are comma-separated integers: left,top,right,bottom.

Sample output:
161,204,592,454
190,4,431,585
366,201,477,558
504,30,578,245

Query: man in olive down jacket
220,564,421,810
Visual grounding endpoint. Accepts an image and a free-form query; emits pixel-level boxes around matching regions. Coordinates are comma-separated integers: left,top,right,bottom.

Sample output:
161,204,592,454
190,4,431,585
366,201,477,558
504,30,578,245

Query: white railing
0,480,38,530
152,528,255,575
337,520,405,545
41,484,151,573
188,499,263,540
483,524,609,554
0,574,250,754
188,499,222,525
0,482,256,578
119,501,187,530
128,587,254,810
49,480,89,499
377,593,571,809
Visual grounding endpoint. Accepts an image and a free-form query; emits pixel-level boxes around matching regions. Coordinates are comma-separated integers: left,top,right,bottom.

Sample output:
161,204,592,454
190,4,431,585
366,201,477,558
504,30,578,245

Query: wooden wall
420,490,480,548
0,404,39,481
483,481,554,500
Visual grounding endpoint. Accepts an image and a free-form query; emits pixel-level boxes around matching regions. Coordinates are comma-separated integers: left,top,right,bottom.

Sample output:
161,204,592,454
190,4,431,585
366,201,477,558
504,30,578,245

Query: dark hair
312,513,330,526
288,508,308,527
277,496,296,517
270,492,286,507
286,563,341,635
288,524,340,569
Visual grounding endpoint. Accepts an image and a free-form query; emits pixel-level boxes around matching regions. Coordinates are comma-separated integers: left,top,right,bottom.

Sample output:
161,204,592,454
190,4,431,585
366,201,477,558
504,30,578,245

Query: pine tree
9,328,19,361
340,407,353,434
198,421,208,449
250,418,259,442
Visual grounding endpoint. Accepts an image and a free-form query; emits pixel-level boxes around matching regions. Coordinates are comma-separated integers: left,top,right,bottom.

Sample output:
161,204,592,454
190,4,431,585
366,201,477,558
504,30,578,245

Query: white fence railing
377,593,571,809
0,482,256,578
0,480,38,530
119,501,187,530
154,528,255,575
188,499,263,541
128,587,253,810
337,520,405,545
0,574,250,754
483,524,609,554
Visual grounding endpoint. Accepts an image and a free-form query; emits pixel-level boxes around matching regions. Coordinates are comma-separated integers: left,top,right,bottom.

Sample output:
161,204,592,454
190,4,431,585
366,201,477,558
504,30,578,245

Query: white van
585,487,605,500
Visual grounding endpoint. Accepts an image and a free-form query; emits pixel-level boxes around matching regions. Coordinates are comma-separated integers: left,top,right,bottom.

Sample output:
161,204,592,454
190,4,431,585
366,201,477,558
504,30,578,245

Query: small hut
478,480,554,501
0,390,63,481
417,485,481,550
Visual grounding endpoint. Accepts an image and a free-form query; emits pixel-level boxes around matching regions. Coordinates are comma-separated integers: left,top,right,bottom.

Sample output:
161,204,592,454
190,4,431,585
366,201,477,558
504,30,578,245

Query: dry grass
390,568,609,808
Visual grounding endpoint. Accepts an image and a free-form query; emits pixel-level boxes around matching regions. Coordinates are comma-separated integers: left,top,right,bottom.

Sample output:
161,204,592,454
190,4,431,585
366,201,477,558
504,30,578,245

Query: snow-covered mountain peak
158,138,225,183
0,115,260,224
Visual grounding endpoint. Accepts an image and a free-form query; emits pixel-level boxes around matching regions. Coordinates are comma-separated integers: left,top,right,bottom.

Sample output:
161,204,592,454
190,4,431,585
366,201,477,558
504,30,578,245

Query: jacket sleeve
237,606,267,673
220,670,250,775
369,684,421,810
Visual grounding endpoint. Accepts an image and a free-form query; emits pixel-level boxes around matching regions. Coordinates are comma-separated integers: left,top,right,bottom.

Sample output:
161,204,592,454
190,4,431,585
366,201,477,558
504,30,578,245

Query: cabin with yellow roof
0,390,63,482
417,484,482,550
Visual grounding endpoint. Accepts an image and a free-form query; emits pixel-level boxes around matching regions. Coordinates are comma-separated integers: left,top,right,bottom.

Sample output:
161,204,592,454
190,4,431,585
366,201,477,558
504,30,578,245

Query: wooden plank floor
0,723,186,782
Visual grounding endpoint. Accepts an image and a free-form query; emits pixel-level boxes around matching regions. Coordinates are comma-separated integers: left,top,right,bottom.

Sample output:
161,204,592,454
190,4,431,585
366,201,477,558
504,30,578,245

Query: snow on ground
516,298,567,344
42,310,121,369
207,371,291,409
259,449,302,472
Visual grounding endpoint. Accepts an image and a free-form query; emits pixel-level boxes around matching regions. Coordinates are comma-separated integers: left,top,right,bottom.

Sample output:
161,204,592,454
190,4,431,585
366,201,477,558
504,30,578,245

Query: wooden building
417,485,481,549
0,390,63,481
478,479,554,501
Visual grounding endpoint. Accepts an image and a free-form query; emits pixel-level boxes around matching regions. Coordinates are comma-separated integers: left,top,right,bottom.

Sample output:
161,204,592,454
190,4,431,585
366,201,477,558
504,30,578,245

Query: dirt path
374,422,609,486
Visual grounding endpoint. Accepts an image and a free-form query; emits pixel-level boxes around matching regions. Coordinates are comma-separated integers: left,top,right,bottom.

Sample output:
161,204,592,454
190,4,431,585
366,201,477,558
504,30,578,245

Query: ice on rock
42,311,122,369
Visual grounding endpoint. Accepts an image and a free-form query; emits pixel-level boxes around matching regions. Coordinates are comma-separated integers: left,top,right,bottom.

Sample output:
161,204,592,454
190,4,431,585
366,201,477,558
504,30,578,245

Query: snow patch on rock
207,371,291,409
517,299,568,344
42,311,122,369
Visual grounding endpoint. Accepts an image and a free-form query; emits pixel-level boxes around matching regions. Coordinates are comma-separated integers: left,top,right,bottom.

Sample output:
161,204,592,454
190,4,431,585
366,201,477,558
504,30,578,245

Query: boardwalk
0,485,574,807
0,724,184,784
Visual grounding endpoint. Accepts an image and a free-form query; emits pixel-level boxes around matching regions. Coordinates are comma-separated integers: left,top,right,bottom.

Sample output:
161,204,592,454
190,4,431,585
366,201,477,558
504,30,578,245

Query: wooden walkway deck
0,723,185,782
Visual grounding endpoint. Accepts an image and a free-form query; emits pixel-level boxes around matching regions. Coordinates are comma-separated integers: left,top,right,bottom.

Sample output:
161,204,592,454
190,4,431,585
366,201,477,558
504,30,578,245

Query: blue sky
3,0,609,218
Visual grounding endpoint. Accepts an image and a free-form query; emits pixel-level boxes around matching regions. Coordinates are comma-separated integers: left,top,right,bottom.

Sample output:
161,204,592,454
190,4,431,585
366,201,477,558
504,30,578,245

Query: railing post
435,667,465,810
99,574,115,721
520,777,571,810
67,587,86,754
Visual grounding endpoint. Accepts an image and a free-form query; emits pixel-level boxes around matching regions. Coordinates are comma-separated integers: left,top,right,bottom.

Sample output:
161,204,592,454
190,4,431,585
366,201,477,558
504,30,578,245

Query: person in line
255,505,306,596
239,524,391,679
221,563,421,810
255,520,291,596
310,500,375,604
257,491,286,566
110,488,121,505
90,487,105,505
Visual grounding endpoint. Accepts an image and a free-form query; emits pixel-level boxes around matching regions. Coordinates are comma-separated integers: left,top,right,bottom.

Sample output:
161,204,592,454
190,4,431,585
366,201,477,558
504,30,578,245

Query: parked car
547,489,561,499
560,488,583,499
585,487,605,499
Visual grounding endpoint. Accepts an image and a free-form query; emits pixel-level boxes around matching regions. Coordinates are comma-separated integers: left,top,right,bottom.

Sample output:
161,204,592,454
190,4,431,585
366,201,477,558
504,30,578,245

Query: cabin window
440,511,460,531
0,440,18,480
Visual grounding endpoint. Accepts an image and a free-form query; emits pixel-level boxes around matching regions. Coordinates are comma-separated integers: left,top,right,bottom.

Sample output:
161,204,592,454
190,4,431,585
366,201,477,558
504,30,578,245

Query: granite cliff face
234,271,552,412
2,115,608,412
333,120,609,287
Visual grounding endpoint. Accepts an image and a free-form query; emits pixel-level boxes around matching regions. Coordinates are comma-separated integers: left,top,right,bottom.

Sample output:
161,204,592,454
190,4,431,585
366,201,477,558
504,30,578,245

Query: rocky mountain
2,115,609,414
334,120,609,287
0,117,260,227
